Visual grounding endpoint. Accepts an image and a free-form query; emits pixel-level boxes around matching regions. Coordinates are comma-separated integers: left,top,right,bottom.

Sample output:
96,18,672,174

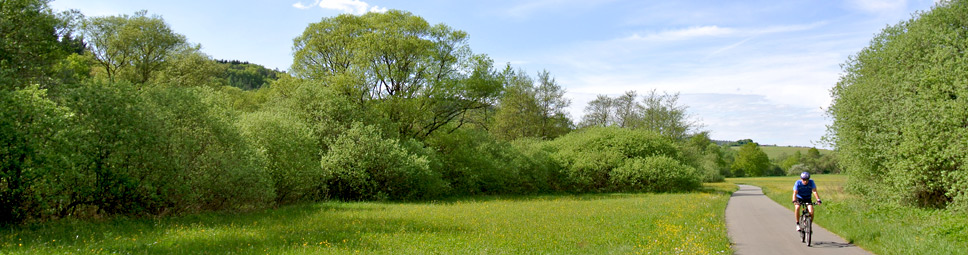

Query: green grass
1,183,736,254
728,175,968,255
731,146,832,160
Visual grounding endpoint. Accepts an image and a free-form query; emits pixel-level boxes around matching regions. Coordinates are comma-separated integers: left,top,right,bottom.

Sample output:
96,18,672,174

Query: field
731,146,832,160
728,175,968,255
0,183,735,254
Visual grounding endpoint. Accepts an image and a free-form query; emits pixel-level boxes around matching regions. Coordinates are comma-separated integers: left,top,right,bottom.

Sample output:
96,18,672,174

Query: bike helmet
800,172,811,180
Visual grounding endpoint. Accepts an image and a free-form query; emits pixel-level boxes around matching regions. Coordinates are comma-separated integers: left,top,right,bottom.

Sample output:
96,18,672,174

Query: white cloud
625,22,826,42
626,26,735,41
847,0,908,13
292,0,387,15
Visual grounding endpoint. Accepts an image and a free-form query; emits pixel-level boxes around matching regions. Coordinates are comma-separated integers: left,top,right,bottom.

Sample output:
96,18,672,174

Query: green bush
51,83,274,218
547,127,684,192
142,86,274,212
425,128,523,195
321,123,446,200
509,138,567,193
60,82,173,216
610,156,701,192
238,109,324,204
828,0,968,209
0,86,73,224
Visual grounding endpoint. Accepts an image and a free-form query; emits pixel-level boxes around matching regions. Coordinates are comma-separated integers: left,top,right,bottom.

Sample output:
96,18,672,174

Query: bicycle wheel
799,214,807,242
805,216,813,246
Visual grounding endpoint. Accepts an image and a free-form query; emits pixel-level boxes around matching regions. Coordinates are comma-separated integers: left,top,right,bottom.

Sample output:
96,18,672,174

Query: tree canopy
292,10,502,139
828,0,968,209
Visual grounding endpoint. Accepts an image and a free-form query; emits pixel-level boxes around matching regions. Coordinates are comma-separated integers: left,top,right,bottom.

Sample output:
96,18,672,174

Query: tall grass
728,175,968,255
1,183,735,254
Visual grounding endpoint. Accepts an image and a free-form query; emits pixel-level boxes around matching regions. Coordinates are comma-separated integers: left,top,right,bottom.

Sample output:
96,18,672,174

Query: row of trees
580,90,696,140
828,0,968,210
1,2,725,225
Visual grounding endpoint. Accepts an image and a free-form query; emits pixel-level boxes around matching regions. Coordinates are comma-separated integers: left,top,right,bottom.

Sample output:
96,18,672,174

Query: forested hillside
215,60,283,90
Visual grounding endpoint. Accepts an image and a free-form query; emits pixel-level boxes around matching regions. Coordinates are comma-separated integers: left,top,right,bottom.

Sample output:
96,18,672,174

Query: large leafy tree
827,0,968,209
731,142,770,177
491,68,572,140
292,10,503,139
0,0,75,90
82,10,187,83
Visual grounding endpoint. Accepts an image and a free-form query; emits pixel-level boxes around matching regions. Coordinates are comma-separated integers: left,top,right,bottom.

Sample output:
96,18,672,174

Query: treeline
215,60,283,90
3,1,726,225
829,0,968,210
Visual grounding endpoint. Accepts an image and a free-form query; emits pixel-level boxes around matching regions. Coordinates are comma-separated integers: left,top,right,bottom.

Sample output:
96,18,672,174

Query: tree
291,10,503,140
533,70,572,138
492,67,541,140
827,0,968,209
780,151,802,172
579,89,697,140
731,142,770,177
491,68,572,140
612,91,639,128
151,46,225,88
640,90,693,139
0,0,74,90
580,95,614,127
82,10,187,83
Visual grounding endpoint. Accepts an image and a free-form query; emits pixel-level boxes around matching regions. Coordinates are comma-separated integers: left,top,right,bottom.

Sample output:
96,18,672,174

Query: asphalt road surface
725,184,872,255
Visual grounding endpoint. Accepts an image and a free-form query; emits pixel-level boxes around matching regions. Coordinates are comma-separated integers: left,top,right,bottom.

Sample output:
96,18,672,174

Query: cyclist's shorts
796,197,813,205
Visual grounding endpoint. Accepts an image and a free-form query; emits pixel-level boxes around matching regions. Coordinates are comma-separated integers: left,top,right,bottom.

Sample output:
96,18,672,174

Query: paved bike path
726,184,872,255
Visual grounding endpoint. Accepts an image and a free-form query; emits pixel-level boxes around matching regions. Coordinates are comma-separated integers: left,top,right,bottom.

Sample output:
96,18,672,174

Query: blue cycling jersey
794,179,816,199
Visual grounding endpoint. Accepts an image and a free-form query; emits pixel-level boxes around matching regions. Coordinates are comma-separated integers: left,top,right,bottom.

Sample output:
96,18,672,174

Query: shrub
425,128,523,195
788,164,812,176
548,127,684,192
238,109,324,204
510,138,567,193
52,83,275,218
0,86,73,224
138,86,275,212
321,123,446,200
610,156,701,192
60,82,174,216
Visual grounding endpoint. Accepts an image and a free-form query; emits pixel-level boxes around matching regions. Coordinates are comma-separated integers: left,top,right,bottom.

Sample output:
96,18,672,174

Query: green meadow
0,183,735,254
729,175,968,255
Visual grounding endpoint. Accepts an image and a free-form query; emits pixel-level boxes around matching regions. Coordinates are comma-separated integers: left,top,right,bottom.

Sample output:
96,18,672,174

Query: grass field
1,183,736,254
731,146,832,160
728,175,968,255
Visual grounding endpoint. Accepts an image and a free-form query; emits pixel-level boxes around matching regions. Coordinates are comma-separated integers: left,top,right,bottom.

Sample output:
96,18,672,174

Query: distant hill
215,60,285,90
730,145,832,160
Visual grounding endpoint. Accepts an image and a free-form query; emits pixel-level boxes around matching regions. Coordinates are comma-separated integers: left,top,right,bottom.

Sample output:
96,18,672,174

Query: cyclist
793,171,821,231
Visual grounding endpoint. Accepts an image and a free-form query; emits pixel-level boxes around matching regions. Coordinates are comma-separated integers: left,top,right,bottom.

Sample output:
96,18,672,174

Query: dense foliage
1,3,717,225
215,60,283,90
547,127,691,192
730,143,770,177
828,0,968,209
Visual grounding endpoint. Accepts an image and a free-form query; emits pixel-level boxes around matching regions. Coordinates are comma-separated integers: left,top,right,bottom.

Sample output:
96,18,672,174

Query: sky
49,0,939,147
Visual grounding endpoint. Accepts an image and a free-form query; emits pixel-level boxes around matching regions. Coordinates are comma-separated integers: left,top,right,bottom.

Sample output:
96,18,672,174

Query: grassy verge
728,175,968,255
1,183,736,254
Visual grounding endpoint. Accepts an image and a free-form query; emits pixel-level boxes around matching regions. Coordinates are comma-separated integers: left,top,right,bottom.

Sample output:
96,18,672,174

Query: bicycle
797,201,818,246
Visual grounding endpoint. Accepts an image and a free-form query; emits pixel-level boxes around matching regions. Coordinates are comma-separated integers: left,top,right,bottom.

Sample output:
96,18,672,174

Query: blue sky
50,0,938,147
